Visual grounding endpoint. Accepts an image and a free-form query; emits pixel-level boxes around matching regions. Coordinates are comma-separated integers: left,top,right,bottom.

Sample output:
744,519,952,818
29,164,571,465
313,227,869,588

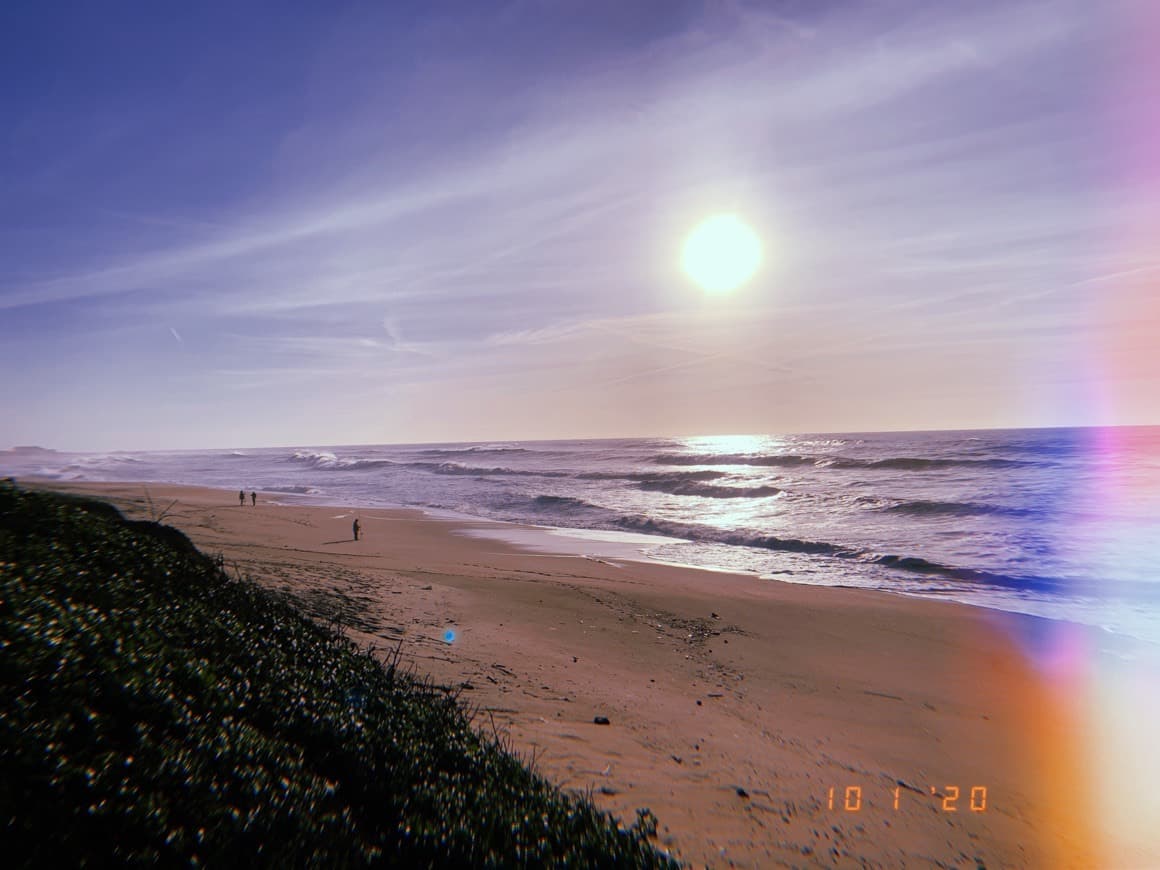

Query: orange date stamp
827,784,988,812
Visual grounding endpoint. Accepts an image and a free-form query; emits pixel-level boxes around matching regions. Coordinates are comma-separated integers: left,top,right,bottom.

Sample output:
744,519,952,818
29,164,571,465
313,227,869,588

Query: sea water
6,427,1159,645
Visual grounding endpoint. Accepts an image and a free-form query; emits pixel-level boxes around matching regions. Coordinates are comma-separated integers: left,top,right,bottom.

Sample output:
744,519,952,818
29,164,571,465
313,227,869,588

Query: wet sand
23,480,1108,868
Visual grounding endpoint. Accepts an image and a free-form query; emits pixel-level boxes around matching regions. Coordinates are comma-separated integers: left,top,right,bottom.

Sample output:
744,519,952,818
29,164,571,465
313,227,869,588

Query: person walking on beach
250,491,256,506
352,518,361,541
238,490,245,506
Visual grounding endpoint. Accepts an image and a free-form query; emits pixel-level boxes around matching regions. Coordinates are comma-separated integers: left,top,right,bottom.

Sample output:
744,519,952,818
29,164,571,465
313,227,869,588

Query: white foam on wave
288,449,397,471
291,449,341,467
545,527,689,546
457,523,689,562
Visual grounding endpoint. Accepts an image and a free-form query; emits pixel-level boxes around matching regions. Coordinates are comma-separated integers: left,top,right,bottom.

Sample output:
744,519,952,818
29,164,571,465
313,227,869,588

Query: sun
681,214,763,293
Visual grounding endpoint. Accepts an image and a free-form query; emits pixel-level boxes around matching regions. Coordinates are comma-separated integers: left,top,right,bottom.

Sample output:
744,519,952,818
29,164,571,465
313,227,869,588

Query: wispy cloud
2,0,1150,447
0,2,1089,312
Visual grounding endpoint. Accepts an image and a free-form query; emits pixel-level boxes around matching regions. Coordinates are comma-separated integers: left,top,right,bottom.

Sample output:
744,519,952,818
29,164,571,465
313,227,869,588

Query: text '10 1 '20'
827,785,988,813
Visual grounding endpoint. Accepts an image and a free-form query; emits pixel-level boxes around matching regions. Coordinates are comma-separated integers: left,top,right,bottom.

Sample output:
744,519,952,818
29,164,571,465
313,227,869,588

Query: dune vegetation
0,481,675,867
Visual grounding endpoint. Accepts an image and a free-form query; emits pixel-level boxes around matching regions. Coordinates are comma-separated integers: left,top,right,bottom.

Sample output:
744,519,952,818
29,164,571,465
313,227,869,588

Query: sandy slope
23,480,1105,868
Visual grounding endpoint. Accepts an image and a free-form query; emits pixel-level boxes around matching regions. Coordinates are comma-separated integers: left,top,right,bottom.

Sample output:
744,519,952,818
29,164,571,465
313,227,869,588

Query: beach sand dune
27,481,1102,868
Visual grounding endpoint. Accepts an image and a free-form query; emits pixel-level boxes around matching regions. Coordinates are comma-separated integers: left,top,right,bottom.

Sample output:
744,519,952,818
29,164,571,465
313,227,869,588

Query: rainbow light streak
1080,4,1160,850
976,1,1160,850
1076,426,1160,865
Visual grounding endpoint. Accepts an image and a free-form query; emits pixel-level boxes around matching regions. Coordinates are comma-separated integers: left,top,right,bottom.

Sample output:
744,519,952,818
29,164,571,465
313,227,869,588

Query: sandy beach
22,480,1104,868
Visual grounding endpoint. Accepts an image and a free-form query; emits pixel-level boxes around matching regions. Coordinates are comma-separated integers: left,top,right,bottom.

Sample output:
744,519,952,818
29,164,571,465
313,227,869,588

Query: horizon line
6,420,1160,455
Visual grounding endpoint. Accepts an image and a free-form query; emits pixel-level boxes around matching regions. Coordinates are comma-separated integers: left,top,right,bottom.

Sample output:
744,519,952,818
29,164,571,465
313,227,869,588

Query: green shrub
0,482,677,867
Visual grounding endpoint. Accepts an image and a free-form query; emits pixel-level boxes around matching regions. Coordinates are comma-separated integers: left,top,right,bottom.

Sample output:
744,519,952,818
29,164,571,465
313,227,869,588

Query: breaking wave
522,495,628,524
287,450,397,471
877,499,1038,518
612,516,850,556
289,449,340,466
414,462,570,478
576,469,726,482
531,494,601,512
836,456,1036,471
654,453,814,467
581,515,1065,593
416,465,732,483
418,445,534,456
866,554,1065,593
655,452,1036,471
636,480,781,499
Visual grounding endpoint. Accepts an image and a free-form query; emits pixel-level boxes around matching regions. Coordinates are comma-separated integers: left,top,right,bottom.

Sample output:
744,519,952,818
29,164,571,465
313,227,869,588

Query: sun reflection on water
677,434,780,456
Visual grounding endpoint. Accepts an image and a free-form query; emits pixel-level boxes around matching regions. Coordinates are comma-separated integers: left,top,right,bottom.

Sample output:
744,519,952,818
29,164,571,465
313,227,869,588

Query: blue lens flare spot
443,629,456,644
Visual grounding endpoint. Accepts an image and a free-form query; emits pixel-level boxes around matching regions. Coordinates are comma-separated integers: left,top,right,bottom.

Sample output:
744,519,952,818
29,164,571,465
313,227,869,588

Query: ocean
6,427,1159,646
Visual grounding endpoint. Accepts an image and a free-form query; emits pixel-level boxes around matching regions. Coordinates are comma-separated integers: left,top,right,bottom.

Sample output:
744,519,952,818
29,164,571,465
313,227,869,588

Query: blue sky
2,0,1157,450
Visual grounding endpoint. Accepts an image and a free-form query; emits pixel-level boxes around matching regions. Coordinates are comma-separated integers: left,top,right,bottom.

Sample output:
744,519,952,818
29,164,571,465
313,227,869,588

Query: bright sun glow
681,214,763,293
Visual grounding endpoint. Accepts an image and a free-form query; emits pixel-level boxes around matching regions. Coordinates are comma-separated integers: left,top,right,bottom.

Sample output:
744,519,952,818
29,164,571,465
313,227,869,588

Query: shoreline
457,513,1160,659
16,477,1147,867
23,473,1157,651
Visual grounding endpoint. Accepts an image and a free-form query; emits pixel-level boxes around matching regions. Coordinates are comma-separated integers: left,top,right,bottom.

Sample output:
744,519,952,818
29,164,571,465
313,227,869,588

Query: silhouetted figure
250,491,256,506
238,490,245,506
353,518,361,541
